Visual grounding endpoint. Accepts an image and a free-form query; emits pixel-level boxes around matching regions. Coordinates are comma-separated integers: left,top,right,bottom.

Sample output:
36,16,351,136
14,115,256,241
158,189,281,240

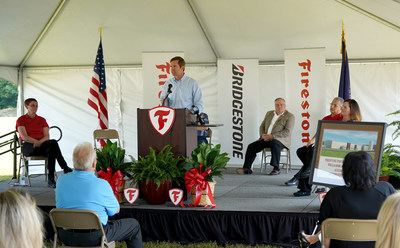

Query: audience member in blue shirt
197,112,209,145
55,142,143,248
160,56,204,113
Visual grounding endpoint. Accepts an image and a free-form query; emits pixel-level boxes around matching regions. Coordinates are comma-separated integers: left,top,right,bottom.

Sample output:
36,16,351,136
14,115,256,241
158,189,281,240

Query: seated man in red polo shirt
285,97,344,196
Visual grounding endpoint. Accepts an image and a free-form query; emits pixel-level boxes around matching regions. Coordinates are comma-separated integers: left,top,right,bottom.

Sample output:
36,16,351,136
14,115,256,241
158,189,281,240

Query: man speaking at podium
160,56,204,113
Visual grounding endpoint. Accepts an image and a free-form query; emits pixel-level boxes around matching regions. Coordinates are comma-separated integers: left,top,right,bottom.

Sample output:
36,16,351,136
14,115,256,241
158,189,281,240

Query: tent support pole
187,0,220,60
335,0,400,32
19,0,68,68
18,68,24,116
17,0,68,112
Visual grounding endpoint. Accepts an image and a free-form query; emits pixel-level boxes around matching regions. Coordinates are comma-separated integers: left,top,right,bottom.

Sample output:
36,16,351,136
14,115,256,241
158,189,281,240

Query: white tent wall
0,67,18,85
17,62,400,170
120,68,143,159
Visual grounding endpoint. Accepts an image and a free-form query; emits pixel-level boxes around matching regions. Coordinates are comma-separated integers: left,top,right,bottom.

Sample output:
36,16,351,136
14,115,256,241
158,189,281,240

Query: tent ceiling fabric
1,0,400,67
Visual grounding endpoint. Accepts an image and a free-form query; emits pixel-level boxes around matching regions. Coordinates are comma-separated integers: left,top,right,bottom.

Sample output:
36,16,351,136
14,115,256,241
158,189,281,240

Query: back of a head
376,193,400,248
342,151,376,190
73,142,96,171
0,189,43,248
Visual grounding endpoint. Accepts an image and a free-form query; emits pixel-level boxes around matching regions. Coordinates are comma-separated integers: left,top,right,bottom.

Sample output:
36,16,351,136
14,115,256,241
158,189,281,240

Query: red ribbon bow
182,164,215,209
98,167,124,202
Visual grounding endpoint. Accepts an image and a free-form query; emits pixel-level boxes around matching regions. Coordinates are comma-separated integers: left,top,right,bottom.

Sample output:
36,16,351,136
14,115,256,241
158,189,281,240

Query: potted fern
128,145,185,205
184,143,230,206
379,145,400,181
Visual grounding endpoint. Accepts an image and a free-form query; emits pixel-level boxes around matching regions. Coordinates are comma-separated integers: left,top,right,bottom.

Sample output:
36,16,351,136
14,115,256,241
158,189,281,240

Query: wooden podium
137,108,197,158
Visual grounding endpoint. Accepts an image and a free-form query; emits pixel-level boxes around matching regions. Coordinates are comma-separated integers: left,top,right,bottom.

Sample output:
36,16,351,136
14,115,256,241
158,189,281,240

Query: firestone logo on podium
148,106,175,136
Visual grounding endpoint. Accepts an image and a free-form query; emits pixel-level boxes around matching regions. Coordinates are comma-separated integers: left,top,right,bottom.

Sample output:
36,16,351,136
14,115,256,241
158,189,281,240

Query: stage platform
1,166,321,247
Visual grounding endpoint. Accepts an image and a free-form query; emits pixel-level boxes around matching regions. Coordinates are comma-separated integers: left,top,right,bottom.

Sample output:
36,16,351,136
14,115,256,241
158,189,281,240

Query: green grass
45,241,285,248
0,175,12,182
321,149,375,159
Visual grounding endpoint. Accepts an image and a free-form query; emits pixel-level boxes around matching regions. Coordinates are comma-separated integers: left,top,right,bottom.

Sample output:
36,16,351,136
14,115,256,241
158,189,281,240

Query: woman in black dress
299,151,395,248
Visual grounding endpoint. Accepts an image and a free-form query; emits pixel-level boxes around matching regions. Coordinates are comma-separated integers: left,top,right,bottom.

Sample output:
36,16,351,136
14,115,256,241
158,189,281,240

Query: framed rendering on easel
310,121,387,188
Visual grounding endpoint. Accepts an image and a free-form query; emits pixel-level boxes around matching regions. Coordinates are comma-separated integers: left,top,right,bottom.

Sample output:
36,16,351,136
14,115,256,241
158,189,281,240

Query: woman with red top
16,98,72,188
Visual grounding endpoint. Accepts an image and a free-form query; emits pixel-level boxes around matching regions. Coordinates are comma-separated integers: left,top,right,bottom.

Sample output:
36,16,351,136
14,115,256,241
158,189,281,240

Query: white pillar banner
142,52,184,108
217,59,259,164
285,48,326,157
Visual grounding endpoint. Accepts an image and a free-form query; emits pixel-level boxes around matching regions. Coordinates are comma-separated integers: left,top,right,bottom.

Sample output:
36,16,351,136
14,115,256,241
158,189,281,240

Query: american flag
88,39,108,146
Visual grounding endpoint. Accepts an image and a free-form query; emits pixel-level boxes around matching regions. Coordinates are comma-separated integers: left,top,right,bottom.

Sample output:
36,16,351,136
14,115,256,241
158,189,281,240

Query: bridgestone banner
217,59,259,164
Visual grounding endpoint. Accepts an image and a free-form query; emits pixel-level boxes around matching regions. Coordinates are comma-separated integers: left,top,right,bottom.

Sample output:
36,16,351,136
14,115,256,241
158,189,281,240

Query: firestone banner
284,48,326,160
217,59,259,165
142,52,184,108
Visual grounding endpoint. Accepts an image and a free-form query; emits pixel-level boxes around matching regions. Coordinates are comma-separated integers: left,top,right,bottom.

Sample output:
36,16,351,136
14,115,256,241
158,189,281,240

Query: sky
323,129,378,146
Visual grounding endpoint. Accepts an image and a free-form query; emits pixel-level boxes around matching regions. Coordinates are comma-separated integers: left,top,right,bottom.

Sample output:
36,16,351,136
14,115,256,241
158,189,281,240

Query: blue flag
338,38,351,99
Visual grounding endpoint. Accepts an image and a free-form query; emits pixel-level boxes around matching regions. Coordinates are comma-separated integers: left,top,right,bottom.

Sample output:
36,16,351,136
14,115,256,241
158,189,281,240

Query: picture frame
309,120,387,188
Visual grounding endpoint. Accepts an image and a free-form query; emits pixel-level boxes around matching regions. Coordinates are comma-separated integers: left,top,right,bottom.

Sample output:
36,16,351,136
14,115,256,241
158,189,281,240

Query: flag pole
88,27,108,147
338,21,351,100
341,21,346,56
98,27,103,40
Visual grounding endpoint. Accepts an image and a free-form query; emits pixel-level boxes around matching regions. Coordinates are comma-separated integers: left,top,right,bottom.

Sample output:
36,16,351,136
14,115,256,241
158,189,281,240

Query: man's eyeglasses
330,103,341,108
28,104,38,107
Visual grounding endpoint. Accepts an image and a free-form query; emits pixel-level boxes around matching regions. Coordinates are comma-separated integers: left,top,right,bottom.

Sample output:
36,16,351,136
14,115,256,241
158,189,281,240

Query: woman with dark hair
299,151,395,248
341,99,362,122
294,98,362,196
16,98,72,188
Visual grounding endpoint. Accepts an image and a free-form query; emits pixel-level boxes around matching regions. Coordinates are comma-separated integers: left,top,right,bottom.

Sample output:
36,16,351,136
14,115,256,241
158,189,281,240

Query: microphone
162,84,173,106
192,105,204,125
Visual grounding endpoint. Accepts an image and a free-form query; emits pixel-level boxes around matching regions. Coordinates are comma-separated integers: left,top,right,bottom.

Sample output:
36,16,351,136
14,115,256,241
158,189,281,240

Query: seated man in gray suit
236,98,295,175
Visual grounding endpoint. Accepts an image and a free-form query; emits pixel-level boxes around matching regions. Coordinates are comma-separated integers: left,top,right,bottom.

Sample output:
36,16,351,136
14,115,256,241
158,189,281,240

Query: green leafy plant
128,145,185,189
380,110,400,178
380,144,400,177
96,140,133,175
184,143,230,182
387,110,400,141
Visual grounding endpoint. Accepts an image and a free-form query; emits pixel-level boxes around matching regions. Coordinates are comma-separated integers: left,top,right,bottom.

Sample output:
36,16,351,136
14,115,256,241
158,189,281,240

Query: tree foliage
0,78,18,109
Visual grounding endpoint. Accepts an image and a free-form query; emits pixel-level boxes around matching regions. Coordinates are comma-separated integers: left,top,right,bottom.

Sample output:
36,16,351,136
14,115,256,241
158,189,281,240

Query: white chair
50,208,115,248
18,153,49,186
93,129,120,149
321,218,377,248
260,147,291,173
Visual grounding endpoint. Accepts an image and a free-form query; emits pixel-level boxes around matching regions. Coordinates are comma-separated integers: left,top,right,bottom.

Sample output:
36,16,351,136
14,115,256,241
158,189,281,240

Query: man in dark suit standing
236,98,295,175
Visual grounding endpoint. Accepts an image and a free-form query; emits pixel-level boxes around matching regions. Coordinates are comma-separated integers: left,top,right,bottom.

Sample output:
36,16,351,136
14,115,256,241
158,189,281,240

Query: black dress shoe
48,179,56,188
64,167,73,174
298,231,311,248
285,177,299,186
293,190,311,197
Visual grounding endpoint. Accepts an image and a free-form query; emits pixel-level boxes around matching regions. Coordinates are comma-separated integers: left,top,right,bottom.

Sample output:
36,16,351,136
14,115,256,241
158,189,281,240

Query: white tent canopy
1,0,400,67
1,0,400,168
